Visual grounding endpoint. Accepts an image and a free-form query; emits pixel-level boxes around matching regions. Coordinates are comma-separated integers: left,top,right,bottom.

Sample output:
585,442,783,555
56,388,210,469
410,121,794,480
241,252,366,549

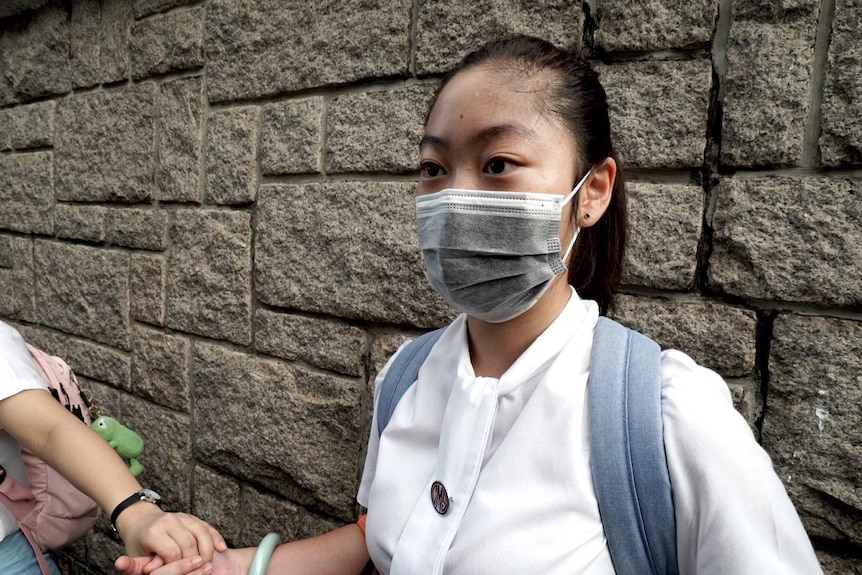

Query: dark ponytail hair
426,35,627,315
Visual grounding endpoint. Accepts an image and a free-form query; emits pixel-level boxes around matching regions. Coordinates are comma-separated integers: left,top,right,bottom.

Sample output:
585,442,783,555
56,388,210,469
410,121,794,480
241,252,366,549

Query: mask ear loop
559,169,592,267
561,226,580,266
561,169,593,206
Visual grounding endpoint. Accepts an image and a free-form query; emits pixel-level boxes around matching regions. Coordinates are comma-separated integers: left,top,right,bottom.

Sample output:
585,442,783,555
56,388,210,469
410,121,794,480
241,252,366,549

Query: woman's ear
578,158,616,228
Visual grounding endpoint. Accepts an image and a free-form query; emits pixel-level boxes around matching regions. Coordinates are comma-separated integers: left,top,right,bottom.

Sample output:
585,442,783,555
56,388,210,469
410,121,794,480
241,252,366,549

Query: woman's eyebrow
419,134,448,150
476,123,538,143
419,124,538,151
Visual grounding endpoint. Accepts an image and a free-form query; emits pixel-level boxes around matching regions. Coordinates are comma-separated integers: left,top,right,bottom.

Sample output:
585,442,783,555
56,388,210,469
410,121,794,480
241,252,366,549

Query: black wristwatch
110,489,162,533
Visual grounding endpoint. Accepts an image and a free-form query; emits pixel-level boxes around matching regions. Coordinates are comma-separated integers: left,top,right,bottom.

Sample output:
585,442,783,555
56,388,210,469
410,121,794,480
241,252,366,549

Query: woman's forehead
437,65,547,111
425,66,563,142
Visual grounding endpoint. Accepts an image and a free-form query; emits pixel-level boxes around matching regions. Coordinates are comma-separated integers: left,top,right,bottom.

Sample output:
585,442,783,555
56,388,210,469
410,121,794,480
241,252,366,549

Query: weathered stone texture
818,551,862,574
600,59,712,168
166,210,252,345
56,538,87,571
81,377,127,421
205,108,259,204
0,1,50,19
0,236,13,269
595,0,718,52
256,183,453,328
238,487,301,546
55,204,107,243
130,253,166,326
0,152,54,235
205,0,411,102
0,236,35,321
100,0,132,83
125,400,193,509
623,182,703,290
370,333,416,375
9,321,68,358
764,314,862,546
9,100,55,149
612,295,757,376
726,378,758,427
135,0,198,18
131,8,205,79
0,111,10,150
158,76,204,203
241,486,342,547
34,241,130,349
55,84,156,203
76,531,126,575
0,59,9,107
415,0,582,74
722,17,816,167
65,337,130,390
820,0,862,166
327,84,437,174
193,343,362,520
732,0,819,20
255,309,366,377
192,466,241,545
105,208,168,251
0,2,70,103
710,177,862,305
132,327,190,412
260,98,323,176
70,0,100,89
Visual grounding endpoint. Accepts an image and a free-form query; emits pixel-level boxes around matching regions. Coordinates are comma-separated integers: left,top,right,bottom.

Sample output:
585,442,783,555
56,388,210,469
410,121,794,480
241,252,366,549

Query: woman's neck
466,278,572,378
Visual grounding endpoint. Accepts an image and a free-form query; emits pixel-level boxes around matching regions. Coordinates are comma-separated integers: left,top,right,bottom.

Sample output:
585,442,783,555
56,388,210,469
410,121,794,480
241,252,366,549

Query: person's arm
660,350,823,574
0,388,225,562
115,523,370,575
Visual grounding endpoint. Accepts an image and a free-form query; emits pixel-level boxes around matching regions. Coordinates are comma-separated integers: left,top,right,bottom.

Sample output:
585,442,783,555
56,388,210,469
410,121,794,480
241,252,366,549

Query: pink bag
0,345,101,575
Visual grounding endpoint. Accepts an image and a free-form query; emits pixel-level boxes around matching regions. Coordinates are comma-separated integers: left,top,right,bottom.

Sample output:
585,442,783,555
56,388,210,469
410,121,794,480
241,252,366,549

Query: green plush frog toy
92,415,145,477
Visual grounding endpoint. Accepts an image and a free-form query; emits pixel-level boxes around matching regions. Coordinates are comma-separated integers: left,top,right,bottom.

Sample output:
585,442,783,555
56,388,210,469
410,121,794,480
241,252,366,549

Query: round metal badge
430,481,450,515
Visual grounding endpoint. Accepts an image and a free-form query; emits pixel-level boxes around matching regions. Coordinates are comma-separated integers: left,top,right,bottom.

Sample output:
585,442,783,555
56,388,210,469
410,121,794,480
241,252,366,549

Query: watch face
141,488,162,502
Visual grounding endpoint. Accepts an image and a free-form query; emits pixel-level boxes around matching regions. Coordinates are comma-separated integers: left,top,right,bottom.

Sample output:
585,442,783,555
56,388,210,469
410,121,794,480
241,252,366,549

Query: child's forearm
243,524,369,575
2,388,226,563
117,524,369,575
0,388,143,514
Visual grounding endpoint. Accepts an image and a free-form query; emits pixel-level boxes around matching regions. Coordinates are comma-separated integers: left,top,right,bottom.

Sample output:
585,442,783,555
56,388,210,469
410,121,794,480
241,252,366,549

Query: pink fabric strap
0,467,37,518
0,468,52,575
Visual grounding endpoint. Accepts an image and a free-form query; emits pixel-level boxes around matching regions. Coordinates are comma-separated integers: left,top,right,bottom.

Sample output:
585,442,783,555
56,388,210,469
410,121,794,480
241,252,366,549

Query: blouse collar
452,287,595,395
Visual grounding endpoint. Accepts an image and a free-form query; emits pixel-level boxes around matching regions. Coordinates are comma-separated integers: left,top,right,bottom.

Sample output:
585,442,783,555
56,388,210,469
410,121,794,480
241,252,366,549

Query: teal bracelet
248,532,281,575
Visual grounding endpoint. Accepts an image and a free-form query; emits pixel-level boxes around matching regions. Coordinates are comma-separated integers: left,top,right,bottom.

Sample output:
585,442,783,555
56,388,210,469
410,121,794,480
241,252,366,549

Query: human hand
115,505,227,565
115,548,248,575
117,523,368,575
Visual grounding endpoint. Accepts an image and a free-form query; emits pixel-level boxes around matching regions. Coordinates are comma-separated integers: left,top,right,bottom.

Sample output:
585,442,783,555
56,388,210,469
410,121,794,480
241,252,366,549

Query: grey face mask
415,171,591,323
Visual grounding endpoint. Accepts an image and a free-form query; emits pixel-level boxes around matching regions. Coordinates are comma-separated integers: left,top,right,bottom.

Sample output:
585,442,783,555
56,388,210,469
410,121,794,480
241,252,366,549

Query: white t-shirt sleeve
661,349,822,575
0,321,48,402
357,340,412,508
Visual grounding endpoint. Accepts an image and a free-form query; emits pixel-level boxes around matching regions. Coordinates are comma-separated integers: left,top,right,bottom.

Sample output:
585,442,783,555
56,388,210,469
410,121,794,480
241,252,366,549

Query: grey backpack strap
377,328,446,436
588,317,678,575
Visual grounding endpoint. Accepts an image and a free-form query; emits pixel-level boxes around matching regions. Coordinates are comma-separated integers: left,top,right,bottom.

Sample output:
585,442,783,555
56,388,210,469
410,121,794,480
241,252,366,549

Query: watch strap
110,490,160,533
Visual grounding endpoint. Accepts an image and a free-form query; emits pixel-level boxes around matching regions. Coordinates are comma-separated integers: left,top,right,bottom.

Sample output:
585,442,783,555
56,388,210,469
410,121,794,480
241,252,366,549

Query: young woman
0,320,227,574
118,35,822,575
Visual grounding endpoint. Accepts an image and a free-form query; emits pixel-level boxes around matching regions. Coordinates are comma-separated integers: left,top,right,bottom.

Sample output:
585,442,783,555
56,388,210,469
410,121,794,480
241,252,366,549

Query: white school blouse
358,289,822,575
0,321,51,541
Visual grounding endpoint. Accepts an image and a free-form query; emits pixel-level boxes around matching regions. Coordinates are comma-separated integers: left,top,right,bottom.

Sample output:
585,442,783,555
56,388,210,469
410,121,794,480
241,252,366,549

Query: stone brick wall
1,0,860,572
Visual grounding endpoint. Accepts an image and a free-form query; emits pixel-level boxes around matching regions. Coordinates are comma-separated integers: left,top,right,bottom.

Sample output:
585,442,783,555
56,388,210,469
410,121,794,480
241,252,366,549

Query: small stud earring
584,213,590,219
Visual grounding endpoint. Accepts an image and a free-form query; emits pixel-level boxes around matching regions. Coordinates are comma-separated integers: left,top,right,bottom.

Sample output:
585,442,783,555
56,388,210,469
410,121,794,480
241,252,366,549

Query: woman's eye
420,162,445,178
485,158,511,175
